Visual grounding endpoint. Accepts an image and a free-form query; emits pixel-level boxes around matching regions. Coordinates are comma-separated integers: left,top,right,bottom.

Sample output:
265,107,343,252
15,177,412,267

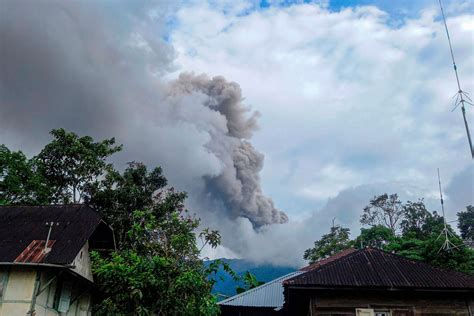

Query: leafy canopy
458,205,474,242
35,128,122,204
304,224,351,263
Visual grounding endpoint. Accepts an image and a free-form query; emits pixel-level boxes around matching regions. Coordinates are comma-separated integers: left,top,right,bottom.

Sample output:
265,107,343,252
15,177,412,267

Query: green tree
457,205,474,242
360,193,403,234
354,225,395,249
35,128,122,204
86,161,168,248
400,199,433,238
0,145,50,204
92,209,221,315
304,224,351,263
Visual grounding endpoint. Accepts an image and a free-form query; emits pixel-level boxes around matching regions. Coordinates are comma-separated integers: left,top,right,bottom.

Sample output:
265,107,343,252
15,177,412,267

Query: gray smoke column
169,74,288,226
0,1,286,228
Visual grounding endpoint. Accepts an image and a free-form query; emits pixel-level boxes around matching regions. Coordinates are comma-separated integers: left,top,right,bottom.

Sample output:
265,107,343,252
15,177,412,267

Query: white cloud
169,1,474,263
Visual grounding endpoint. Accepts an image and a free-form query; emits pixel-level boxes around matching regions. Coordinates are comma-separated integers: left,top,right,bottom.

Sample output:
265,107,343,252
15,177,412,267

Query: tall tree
400,199,433,238
35,128,122,204
458,206,474,242
304,224,351,263
360,193,403,234
92,209,221,315
0,145,50,204
87,161,168,248
354,225,395,249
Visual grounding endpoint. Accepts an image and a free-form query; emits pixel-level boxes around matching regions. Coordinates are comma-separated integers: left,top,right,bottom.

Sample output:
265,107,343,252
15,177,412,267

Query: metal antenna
44,222,59,254
436,168,459,253
438,0,474,159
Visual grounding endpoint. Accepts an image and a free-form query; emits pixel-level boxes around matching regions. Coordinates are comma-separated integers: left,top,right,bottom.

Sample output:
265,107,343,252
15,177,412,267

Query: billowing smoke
0,1,286,229
169,74,288,226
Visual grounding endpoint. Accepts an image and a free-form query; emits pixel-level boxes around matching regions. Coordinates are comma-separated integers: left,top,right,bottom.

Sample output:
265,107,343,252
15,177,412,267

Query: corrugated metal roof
218,271,303,308
285,248,474,290
299,248,356,271
0,205,103,265
14,240,56,263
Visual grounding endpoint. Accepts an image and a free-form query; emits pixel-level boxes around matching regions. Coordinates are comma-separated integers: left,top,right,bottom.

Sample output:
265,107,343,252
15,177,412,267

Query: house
219,249,357,316
0,205,115,316
283,248,474,316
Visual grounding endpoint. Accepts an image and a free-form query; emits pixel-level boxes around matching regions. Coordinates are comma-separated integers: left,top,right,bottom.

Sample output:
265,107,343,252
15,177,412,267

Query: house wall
0,267,92,316
308,290,473,316
70,242,93,282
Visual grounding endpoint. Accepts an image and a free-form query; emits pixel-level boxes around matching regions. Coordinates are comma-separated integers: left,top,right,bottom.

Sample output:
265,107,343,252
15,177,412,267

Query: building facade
283,248,474,316
0,205,114,316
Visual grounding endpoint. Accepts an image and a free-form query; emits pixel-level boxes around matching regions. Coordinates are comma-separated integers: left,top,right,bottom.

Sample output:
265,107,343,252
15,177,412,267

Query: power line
438,0,474,159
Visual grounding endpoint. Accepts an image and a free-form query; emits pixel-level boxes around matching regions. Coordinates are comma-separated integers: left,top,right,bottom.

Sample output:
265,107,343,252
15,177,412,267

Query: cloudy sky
1,0,473,267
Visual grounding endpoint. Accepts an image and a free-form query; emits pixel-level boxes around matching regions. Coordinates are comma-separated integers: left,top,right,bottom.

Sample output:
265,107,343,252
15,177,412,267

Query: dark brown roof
299,248,357,272
0,205,103,265
285,248,474,291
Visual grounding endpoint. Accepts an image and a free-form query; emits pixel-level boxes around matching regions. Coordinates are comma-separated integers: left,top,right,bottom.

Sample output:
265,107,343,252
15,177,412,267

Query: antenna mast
436,168,458,253
438,0,474,159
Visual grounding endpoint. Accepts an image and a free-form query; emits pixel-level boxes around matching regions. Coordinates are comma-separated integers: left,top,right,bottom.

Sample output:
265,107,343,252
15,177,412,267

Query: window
356,309,374,316
53,279,72,313
375,312,391,316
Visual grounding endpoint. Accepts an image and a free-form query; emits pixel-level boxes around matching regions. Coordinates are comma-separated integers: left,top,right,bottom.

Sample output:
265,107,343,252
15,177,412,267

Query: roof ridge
299,248,358,272
304,248,363,274
284,249,363,285
285,247,474,289
365,247,474,279
218,271,302,305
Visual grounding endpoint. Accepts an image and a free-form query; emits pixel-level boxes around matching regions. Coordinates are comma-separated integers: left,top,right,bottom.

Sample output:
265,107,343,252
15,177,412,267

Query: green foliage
92,210,220,316
87,162,168,248
354,225,395,249
0,145,50,204
304,224,352,263
35,128,122,204
360,193,403,234
235,271,265,294
400,199,432,238
457,205,474,242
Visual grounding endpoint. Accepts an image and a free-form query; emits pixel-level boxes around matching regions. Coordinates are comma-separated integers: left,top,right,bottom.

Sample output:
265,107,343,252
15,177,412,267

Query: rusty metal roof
0,205,104,265
285,248,474,290
14,240,56,263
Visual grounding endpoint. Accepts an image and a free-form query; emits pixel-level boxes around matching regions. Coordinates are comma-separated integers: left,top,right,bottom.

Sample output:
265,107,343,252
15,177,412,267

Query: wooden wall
308,290,473,316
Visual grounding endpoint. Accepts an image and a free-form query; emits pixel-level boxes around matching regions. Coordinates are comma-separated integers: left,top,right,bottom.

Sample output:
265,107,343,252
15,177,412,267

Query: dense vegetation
304,194,474,274
0,129,224,315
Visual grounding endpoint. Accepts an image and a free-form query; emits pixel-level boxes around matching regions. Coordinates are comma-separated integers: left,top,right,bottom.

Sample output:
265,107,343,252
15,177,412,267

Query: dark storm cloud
0,0,287,227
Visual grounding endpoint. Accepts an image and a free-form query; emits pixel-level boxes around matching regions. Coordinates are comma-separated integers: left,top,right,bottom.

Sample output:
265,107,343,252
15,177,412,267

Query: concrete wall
0,267,92,316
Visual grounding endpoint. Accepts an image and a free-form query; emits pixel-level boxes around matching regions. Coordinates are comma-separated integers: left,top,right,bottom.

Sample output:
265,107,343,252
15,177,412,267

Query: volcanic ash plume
170,74,288,226
0,1,286,229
